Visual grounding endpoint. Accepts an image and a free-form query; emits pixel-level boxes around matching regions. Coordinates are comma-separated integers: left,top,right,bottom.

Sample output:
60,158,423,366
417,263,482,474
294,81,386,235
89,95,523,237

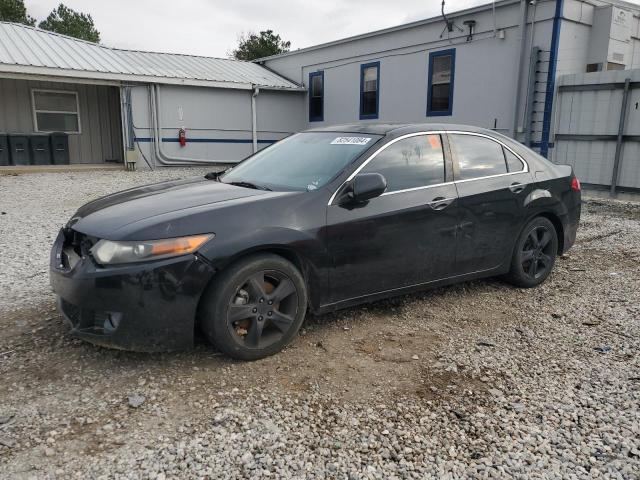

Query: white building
1,0,639,188
259,0,640,159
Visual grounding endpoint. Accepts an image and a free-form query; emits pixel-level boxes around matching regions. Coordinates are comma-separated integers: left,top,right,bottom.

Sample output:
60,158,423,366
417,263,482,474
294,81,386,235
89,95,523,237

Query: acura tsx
50,124,581,360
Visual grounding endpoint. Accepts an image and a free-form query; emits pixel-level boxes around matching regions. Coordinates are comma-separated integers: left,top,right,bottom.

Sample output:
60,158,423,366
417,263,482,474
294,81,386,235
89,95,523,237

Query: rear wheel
199,253,307,360
505,216,558,288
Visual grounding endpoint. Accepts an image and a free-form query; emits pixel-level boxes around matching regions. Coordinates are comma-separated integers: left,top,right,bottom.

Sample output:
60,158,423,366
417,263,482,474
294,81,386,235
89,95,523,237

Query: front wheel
505,216,558,288
198,253,307,360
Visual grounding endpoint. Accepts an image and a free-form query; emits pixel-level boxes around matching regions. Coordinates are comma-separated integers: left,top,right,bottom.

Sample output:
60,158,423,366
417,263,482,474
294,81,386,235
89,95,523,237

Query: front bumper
49,230,215,352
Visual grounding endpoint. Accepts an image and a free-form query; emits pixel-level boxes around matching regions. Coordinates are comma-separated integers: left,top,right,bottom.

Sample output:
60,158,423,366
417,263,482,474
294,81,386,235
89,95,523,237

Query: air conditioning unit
586,5,632,71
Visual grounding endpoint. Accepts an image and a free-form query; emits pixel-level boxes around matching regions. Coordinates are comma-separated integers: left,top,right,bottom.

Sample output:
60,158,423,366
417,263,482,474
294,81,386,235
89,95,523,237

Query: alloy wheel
521,225,554,280
226,270,299,349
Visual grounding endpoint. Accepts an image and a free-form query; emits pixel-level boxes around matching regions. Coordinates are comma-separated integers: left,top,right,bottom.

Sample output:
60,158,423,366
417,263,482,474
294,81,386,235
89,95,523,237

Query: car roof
305,123,496,137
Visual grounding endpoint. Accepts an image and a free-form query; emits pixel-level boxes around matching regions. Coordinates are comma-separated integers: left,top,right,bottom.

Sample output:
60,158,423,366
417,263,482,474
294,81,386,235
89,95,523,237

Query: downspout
150,84,227,166
511,0,529,139
251,86,260,153
522,0,538,137
492,0,497,37
118,86,128,167
540,0,564,159
147,84,157,168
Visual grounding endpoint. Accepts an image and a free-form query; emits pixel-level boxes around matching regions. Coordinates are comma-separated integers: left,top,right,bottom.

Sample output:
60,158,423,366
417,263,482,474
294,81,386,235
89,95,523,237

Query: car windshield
220,132,382,191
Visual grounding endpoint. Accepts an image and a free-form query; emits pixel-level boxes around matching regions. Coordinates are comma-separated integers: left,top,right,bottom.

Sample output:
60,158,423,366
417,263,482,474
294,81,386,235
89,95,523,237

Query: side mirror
341,173,387,204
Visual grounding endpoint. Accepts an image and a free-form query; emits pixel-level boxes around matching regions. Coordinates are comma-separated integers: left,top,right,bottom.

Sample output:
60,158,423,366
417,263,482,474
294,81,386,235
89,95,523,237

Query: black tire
198,253,307,360
505,216,558,288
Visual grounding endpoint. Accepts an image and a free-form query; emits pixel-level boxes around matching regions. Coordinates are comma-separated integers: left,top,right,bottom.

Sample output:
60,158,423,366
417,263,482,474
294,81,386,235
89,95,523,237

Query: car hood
69,176,271,239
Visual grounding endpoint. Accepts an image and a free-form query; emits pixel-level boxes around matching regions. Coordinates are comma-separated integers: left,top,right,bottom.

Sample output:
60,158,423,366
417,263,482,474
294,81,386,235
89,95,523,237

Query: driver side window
360,134,445,193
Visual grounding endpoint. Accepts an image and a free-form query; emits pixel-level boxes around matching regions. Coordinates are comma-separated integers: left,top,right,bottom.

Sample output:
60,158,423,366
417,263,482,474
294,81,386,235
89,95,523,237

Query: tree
0,0,36,26
231,30,291,61
38,4,100,43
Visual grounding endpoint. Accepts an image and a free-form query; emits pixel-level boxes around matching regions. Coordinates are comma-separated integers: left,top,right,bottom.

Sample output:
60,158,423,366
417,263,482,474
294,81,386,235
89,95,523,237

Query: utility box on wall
587,5,633,70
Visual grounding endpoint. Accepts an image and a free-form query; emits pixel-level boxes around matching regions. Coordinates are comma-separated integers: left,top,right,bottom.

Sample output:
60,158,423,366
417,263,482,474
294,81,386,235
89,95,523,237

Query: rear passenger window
361,134,445,192
504,147,525,172
450,134,507,180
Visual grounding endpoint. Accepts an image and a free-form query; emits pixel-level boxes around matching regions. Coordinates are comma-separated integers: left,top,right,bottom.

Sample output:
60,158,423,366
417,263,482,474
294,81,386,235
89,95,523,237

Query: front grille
59,298,123,335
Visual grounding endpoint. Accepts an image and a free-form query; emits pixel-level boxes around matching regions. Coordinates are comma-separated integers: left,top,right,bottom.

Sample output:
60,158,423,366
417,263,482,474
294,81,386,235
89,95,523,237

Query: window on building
503,147,525,172
32,90,80,133
360,62,380,119
450,134,508,180
360,134,445,192
309,71,324,122
427,49,455,116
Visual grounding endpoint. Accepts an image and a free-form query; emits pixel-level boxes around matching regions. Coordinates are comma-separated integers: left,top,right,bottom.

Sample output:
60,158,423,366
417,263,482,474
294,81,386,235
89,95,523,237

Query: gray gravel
0,170,639,479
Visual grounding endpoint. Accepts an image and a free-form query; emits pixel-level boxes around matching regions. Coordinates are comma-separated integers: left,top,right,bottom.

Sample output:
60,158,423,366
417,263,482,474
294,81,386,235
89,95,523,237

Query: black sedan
50,124,581,359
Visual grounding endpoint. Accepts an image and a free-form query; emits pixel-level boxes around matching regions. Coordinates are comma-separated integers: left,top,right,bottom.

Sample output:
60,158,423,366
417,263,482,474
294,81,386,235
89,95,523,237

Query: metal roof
0,22,302,90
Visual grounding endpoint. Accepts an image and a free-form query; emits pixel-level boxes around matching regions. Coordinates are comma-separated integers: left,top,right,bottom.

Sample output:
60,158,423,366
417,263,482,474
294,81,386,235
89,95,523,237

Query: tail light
571,177,581,192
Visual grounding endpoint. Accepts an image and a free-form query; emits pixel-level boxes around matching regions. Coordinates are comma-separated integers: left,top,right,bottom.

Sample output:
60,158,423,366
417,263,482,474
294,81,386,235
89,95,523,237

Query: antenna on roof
439,0,464,39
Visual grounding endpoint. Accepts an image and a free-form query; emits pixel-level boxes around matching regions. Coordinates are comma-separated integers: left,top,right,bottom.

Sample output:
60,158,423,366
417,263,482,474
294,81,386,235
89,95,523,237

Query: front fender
198,226,329,311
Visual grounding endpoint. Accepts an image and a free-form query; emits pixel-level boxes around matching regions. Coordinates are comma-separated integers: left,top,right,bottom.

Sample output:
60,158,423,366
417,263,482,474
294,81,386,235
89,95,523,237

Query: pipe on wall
493,0,497,37
251,86,260,153
118,86,129,167
522,0,538,133
511,0,529,139
150,84,230,166
610,77,632,195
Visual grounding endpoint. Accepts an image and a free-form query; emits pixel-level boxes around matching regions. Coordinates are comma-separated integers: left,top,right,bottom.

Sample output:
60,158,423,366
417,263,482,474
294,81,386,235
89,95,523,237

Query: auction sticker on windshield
330,137,372,146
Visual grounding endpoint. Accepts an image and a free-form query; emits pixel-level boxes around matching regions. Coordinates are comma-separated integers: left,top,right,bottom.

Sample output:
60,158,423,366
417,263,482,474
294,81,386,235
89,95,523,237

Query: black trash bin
8,135,30,165
30,134,52,165
0,134,8,166
50,132,70,165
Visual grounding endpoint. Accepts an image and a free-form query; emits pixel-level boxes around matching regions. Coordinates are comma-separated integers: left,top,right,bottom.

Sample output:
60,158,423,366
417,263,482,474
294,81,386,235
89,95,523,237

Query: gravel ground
0,170,639,479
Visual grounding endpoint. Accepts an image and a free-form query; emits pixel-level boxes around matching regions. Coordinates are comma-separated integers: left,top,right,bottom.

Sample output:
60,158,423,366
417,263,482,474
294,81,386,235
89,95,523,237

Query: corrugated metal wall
129,85,304,165
0,78,122,164
553,69,640,189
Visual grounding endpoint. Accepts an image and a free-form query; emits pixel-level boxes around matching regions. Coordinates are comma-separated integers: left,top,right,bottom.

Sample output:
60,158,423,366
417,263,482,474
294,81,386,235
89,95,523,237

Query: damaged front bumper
49,229,215,352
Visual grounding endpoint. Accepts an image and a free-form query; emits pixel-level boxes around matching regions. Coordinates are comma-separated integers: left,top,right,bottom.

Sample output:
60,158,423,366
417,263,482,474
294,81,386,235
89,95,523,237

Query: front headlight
90,234,214,265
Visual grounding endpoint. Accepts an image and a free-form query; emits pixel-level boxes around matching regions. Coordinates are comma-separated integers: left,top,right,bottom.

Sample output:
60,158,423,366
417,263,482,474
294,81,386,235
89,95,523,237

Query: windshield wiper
204,169,228,181
228,181,272,191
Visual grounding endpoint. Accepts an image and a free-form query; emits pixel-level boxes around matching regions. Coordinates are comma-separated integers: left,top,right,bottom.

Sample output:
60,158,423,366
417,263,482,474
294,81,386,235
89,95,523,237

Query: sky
24,0,494,57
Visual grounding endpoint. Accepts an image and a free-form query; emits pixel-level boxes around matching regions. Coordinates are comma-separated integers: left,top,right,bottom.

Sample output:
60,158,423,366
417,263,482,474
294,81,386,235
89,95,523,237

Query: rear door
326,133,458,304
448,132,533,274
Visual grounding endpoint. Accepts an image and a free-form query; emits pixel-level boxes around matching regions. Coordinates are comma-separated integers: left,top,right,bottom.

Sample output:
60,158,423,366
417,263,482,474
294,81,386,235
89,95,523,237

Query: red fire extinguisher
178,127,186,147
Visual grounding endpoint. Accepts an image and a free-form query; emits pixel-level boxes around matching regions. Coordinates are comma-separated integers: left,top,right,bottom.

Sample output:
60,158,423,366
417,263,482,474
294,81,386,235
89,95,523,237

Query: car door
448,132,534,274
325,133,458,304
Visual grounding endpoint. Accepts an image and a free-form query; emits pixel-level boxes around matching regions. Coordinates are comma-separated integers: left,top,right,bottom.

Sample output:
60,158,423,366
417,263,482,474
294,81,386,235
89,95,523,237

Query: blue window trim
359,61,380,120
308,71,324,122
426,48,456,117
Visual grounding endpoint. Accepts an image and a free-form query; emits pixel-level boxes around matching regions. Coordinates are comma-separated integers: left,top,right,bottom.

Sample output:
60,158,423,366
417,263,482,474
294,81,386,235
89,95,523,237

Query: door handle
509,182,525,194
429,197,455,211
